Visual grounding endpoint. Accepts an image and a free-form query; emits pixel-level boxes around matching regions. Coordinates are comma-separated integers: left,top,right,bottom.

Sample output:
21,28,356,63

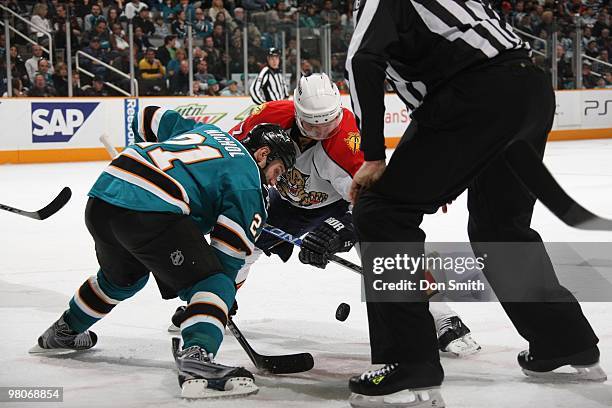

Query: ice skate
29,312,97,354
172,337,258,399
349,362,445,408
437,316,481,357
518,346,607,382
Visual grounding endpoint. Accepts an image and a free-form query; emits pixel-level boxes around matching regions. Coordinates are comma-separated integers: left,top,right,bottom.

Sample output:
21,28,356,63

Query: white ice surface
1,140,612,408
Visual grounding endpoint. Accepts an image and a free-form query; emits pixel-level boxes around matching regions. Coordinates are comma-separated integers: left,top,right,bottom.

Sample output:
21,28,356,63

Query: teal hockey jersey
89,106,267,277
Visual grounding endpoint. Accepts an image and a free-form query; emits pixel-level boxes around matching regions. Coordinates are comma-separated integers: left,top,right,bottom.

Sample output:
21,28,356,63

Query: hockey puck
335,303,350,321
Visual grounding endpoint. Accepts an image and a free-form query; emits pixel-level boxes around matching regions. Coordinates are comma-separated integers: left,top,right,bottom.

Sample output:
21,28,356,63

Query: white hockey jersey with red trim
230,100,364,209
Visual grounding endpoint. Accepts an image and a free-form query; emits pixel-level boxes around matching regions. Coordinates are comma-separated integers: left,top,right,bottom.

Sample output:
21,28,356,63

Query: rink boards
0,90,610,164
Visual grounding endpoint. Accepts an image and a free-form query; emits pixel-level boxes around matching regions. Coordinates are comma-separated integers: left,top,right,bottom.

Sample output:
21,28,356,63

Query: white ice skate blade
28,344,90,355
349,387,445,408
522,363,607,382
442,333,481,357
181,377,259,399
167,323,180,333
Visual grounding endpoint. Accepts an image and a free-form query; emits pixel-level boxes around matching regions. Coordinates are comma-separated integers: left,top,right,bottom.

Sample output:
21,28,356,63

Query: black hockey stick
226,318,314,374
262,225,363,275
0,187,72,220
505,140,612,231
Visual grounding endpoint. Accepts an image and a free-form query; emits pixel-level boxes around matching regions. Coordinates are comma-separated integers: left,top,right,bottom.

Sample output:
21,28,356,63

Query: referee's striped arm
250,67,270,104
346,0,396,162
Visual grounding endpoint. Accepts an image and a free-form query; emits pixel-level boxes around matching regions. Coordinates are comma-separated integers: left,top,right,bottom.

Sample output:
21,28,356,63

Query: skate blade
28,344,91,355
181,377,259,399
167,324,180,333
442,334,481,357
523,363,607,382
350,387,445,408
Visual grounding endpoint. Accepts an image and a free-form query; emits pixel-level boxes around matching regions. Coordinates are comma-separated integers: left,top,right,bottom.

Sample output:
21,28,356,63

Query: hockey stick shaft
100,134,119,159
262,225,363,275
505,140,612,231
0,187,72,220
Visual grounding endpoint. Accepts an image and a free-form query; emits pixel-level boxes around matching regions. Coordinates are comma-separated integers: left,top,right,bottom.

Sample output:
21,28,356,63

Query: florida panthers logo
277,168,328,207
344,132,361,154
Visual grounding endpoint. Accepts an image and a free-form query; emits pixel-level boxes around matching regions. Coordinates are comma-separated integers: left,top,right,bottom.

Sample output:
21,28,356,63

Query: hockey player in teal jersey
31,106,297,399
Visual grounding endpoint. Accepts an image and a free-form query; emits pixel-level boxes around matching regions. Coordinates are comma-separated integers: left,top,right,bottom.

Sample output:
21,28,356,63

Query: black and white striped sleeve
346,0,398,161
250,67,270,104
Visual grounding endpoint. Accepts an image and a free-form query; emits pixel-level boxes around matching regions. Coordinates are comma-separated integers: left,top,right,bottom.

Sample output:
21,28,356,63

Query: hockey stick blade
0,187,72,220
505,141,612,231
227,319,314,374
262,225,363,275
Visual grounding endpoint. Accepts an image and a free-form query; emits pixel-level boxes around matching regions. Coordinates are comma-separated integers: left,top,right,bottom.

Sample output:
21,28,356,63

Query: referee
345,1,602,406
249,48,289,104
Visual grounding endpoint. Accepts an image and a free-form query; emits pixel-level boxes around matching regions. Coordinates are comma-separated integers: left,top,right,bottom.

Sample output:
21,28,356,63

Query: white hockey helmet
293,73,343,140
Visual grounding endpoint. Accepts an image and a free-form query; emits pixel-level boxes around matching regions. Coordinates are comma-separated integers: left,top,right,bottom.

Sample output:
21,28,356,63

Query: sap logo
32,102,99,143
584,99,611,117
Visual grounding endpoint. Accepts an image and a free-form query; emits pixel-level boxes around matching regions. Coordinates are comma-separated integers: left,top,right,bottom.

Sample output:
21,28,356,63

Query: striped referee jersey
249,66,289,104
346,0,531,160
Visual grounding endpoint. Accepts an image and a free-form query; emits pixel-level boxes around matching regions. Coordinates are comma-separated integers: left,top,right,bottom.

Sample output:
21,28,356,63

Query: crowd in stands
493,0,611,89
0,0,610,97
0,0,355,97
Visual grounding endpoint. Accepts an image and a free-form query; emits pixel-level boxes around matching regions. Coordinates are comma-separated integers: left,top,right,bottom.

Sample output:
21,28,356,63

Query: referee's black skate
349,362,445,408
437,316,481,356
29,312,97,353
172,337,258,399
518,346,607,382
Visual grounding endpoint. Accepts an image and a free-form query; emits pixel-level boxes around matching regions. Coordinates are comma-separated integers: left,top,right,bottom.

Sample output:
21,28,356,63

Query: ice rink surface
1,139,612,408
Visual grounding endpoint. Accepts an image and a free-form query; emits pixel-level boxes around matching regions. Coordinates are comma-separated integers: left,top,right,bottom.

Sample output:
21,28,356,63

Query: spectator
157,35,177,67
25,45,48,83
209,0,234,27
124,0,149,20
212,23,226,49
597,28,610,51
206,78,221,96
193,8,213,39
80,37,109,77
152,15,172,39
28,73,56,97
3,78,26,97
52,62,69,96
174,0,197,21
138,48,167,95
582,26,596,48
593,13,610,38
233,7,246,31
167,48,187,77
53,4,82,56
172,10,188,39
203,36,224,78
133,26,153,55
242,0,268,12
85,76,111,96
87,20,112,50
192,79,206,96
110,23,130,53
37,59,53,84
556,44,574,89
107,7,122,28
170,59,190,94
585,40,600,58
220,79,241,96
595,77,607,88
84,3,105,33
31,3,52,46
582,61,599,88
133,8,156,36
9,46,30,87
593,50,609,73
194,59,216,84
604,72,612,87
320,0,340,25
300,3,322,28
161,0,177,22
261,25,279,49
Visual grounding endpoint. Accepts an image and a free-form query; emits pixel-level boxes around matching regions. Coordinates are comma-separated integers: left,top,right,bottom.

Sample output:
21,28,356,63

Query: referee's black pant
353,54,599,366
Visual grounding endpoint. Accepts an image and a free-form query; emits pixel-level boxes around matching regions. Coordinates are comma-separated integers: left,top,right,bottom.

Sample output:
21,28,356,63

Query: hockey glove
299,215,356,268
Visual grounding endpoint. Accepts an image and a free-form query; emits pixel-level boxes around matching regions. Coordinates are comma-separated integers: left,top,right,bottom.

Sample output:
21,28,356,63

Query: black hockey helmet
268,47,281,57
241,123,296,170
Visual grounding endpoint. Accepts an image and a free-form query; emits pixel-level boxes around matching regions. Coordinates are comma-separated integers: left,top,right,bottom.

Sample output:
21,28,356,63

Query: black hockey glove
299,215,356,269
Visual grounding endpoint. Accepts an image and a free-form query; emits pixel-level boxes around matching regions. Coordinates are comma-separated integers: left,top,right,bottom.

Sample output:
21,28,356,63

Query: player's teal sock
65,270,149,333
178,273,236,356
